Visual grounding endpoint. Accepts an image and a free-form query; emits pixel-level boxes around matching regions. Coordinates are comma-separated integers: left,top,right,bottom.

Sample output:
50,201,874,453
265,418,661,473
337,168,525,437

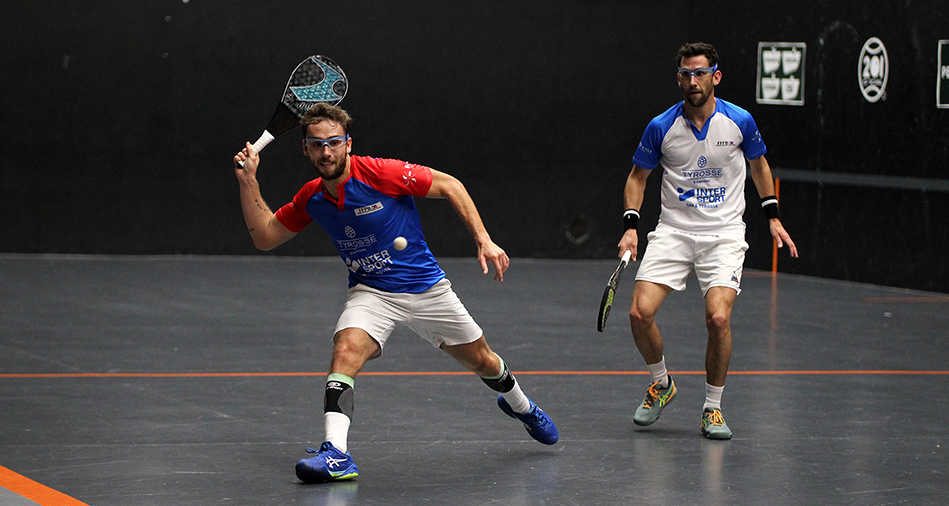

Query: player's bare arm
619,165,651,261
426,169,509,281
234,142,297,251
748,156,798,258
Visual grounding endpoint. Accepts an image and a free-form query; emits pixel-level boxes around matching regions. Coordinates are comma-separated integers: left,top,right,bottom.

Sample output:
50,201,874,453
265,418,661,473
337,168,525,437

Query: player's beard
684,83,713,108
313,152,347,180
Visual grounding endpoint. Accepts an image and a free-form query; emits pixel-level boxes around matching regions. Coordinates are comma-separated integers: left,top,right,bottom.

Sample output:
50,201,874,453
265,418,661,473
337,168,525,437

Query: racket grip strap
237,130,277,168
251,130,276,153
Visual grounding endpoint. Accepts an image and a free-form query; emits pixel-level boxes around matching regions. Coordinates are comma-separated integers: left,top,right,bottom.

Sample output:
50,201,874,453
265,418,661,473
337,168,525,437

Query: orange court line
1,370,947,379
0,465,90,506
771,177,780,274
862,296,949,303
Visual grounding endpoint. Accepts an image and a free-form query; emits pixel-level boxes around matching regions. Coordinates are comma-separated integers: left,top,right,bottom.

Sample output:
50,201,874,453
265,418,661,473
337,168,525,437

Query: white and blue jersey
632,98,766,234
275,155,445,293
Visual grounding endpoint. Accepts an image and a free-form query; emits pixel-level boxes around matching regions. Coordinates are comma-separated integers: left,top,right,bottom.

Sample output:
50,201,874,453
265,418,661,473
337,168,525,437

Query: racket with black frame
596,249,632,332
238,55,348,165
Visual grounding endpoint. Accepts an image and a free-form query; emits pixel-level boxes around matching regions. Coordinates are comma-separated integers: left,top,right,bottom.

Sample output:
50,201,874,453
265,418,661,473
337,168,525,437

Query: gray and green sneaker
633,376,676,426
701,408,732,440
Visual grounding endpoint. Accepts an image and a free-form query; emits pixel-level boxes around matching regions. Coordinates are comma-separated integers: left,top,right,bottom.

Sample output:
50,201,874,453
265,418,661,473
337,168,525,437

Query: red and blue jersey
275,155,445,293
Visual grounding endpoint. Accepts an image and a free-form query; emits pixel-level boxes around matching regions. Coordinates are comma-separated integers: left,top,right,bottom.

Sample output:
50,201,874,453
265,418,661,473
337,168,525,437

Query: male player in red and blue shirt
234,103,558,483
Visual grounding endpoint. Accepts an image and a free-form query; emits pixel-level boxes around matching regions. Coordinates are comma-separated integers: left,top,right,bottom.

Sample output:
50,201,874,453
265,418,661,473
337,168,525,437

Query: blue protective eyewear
304,134,350,149
677,63,718,79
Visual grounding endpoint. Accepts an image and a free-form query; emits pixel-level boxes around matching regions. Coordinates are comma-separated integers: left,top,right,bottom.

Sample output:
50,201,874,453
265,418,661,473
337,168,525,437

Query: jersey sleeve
354,157,434,198
274,179,322,233
631,122,664,170
725,102,767,160
631,103,680,170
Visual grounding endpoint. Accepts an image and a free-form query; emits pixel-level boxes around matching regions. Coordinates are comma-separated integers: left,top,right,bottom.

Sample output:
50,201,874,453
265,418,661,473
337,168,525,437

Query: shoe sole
295,466,359,483
702,427,732,440
295,459,359,483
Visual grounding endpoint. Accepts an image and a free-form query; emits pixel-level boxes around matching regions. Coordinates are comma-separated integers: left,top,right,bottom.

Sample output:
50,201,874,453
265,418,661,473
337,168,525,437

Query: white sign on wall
756,42,806,106
858,37,889,103
938,40,949,109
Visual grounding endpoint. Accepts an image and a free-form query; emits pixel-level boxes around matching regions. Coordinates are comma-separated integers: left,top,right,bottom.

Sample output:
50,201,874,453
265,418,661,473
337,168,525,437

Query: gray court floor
1,255,947,505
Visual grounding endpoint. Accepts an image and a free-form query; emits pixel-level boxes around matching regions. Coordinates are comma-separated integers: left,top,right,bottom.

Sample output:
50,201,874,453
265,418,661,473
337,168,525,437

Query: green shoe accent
633,376,676,426
701,408,733,440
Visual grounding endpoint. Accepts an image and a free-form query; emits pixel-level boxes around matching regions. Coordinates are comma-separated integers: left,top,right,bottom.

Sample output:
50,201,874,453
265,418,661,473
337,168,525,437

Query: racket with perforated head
238,55,347,165
597,249,632,332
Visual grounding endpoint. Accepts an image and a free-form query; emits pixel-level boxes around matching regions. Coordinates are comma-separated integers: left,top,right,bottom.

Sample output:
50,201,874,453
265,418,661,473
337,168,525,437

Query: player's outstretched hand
770,219,799,258
478,239,509,281
234,142,260,181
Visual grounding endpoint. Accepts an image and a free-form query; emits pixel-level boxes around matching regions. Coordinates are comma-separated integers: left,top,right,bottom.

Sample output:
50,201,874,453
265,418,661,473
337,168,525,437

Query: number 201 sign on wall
858,37,889,103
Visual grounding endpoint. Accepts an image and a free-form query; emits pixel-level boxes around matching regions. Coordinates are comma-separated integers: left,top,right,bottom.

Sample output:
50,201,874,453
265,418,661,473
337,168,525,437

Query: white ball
393,236,407,251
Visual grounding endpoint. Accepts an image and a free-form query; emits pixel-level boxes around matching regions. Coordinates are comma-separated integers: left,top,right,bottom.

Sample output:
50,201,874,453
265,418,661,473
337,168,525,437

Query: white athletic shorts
635,224,749,296
334,278,483,358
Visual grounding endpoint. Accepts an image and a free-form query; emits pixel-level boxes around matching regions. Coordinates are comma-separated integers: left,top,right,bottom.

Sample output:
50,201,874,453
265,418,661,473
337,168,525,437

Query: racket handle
237,130,276,167
251,129,276,153
620,249,632,264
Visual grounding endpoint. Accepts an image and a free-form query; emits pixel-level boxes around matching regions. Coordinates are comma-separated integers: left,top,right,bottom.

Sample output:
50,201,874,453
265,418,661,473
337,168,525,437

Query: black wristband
760,196,780,220
624,209,640,231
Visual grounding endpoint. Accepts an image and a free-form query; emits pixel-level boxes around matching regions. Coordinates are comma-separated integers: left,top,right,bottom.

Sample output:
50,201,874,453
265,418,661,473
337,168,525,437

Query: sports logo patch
345,250,393,274
677,187,727,207
402,169,418,187
355,202,384,216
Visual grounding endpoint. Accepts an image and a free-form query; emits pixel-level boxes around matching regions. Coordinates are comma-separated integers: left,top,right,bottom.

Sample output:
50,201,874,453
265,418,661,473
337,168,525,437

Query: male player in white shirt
617,42,798,439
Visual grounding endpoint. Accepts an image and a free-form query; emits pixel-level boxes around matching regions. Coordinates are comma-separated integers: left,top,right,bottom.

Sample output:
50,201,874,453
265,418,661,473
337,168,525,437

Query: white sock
647,357,669,388
501,381,531,414
704,383,724,410
323,412,351,453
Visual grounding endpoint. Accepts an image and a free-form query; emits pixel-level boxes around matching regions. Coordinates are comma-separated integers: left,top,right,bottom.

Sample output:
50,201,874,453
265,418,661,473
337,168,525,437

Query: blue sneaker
497,395,559,445
295,441,359,483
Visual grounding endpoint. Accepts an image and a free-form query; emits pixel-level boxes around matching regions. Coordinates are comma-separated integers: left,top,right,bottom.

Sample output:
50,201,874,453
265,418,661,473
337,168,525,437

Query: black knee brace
324,380,354,419
480,362,516,393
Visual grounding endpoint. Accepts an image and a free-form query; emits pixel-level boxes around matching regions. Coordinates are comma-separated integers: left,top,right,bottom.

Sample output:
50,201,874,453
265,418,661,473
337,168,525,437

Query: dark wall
2,1,947,292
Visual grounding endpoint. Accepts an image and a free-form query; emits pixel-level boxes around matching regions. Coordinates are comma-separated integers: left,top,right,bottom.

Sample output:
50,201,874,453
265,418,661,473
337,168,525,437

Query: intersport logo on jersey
679,157,727,207
346,250,393,274
678,187,728,207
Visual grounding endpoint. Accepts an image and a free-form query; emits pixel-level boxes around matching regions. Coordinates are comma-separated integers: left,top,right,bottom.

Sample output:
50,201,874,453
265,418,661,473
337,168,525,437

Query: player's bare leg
330,327,380,378
630,281,677,426
701,286,736,439
441,336,501,377
296,328,378,483
443,337,558,445
703,286,736,387
629,281,673,364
